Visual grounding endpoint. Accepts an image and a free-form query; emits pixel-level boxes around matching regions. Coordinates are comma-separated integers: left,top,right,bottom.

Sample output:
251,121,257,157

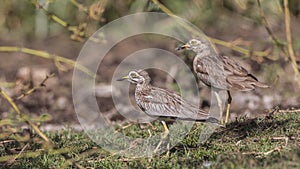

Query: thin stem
0,46,96,78
284,0,300,89
34,2,68,28
69,0,89,14
0,88,52,144
32,1,87,42
0,147,75,163
256,0,286,54
16,73,55,100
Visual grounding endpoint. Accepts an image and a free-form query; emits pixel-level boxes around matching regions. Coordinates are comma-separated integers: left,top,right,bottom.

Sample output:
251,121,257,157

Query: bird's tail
248,74,270,88
253,80,269,88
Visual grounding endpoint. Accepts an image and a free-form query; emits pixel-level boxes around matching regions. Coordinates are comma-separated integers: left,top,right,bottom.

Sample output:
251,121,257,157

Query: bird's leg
225,91,232,124
162,121,170,157
161,121,169,134
154,121,170,155
214,91,224,125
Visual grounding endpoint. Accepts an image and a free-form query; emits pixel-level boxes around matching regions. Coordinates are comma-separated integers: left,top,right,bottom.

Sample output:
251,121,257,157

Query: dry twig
242,136,290,158
0,147,77,163
271,136,289,147
6,143,29,165
0,88,52,144
242,146,283,158
16,73,55,100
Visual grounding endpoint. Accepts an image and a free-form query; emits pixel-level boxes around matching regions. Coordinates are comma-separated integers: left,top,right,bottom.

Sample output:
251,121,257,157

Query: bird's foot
207,117,225,128
153,130,170,154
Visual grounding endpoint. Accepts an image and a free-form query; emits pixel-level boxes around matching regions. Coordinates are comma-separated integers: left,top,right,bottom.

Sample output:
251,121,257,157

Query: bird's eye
130,73,138,78
190,40,198,45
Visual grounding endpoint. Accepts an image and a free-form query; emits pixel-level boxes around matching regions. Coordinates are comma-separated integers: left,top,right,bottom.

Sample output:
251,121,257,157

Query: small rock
56,96,68,109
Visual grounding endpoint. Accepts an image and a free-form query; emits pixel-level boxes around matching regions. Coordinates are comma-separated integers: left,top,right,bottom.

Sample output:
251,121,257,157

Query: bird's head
117,70,151,85
176,38,211,53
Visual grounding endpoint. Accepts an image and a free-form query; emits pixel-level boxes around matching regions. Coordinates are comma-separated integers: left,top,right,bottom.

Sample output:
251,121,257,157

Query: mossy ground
0,111,299,169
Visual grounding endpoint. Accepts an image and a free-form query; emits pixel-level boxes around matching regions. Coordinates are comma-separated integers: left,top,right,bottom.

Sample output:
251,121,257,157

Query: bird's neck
195,47,217,59
135,83,151,100
136,82,151,91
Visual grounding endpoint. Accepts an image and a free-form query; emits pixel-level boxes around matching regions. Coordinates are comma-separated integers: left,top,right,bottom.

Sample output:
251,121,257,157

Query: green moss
0,111,299,168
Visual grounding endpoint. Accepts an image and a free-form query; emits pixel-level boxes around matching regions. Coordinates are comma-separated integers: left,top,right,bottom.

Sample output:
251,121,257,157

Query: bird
117,69,217,152
176,37,269,124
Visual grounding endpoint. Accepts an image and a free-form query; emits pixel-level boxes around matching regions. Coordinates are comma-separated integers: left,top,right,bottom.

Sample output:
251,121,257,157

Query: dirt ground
1,34,299,127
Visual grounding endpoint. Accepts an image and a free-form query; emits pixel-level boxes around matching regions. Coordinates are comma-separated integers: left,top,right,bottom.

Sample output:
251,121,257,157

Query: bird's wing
194,55,229,89
136,87,209,121
221,56,269,91
221,56,249,76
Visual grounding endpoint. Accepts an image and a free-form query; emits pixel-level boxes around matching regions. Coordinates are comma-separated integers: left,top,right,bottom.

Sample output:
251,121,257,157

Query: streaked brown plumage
117,69,217,153
117,69,215,122
177,38,269,124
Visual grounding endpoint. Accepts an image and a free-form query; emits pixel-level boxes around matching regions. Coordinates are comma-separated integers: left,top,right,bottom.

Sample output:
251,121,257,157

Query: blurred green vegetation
0,0,297,42
1,0,299,76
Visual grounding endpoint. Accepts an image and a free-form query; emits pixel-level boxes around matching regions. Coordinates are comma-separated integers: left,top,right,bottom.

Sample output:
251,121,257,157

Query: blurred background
0,0,299,127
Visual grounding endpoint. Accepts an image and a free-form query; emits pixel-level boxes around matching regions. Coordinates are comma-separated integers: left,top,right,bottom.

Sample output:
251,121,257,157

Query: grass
0,111,299,169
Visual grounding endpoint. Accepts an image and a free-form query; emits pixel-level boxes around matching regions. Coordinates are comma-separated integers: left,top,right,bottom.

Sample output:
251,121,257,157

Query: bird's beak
116,76,129,81
176,44,190,50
